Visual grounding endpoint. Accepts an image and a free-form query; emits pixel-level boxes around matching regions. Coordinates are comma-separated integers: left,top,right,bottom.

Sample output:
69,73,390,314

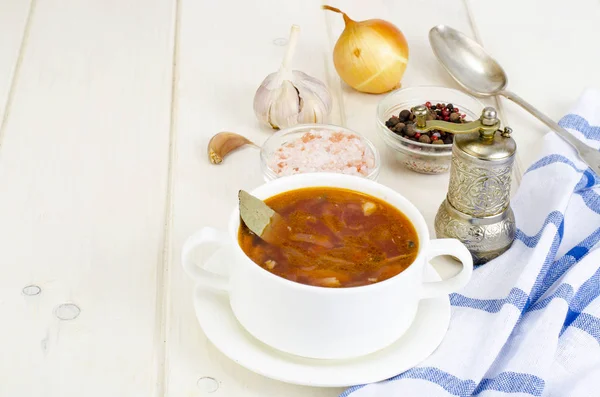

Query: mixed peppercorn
385,102,469,145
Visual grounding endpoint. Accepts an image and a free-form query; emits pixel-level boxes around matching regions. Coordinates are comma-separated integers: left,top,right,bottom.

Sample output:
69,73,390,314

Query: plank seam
155,0,182,395
463,0,524,186
321,0,347,127
0,0,36,149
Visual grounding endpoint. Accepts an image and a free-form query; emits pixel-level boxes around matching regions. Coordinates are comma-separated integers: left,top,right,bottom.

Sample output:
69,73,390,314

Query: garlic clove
267,80,300,129
293,71,333,123
207,132,257,164
253,72,278,126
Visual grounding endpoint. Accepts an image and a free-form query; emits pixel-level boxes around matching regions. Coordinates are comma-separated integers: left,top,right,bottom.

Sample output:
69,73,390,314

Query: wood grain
0,0,32,144
0,0,176,396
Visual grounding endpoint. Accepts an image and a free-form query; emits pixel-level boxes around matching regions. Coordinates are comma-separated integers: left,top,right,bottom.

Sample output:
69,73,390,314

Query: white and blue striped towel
342,88,600,397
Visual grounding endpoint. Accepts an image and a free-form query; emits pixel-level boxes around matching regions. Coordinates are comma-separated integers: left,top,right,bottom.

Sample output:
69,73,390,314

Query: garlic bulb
323,5,409,94
253,25,332,130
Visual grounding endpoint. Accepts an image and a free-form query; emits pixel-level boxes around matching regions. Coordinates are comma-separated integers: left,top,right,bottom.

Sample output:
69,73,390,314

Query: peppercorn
384,101,471,145
386,115,400,127
399,109,411,121
393,122,406,133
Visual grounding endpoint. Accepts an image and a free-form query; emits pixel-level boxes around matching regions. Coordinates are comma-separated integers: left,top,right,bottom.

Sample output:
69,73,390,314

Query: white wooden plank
168,0,476,396
0,0,176,396
0,0,32,142
468,0,600,169
167,0,344,395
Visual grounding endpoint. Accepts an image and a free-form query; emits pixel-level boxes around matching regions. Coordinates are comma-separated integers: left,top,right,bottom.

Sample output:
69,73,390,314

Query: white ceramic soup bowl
182,173,473,360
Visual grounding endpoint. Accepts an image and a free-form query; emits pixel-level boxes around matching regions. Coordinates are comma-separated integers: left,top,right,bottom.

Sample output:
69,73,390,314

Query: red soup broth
238,187,419,288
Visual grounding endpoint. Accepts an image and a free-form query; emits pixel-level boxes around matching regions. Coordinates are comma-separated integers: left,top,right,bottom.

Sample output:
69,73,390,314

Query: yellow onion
323,5,409,94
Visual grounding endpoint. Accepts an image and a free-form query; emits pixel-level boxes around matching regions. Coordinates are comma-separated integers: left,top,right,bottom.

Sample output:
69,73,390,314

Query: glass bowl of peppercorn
376,86,484,174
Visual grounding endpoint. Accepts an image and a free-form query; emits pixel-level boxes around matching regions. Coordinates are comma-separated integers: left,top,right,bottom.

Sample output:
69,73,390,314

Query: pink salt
268,129,375,177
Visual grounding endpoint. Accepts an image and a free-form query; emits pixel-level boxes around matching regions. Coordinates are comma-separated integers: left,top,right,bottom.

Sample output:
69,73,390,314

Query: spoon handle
500,90,600,174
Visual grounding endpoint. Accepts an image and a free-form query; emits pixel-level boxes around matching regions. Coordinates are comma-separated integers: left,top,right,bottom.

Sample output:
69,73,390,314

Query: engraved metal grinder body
412,105,516,265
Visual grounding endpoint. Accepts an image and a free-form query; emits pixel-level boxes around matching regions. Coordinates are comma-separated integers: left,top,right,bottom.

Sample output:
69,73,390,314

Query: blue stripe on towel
559,114,600,140
473,372,545,396
339,367,476,397
568,313,600,344
526,154,586,174
575,170,600,191
388,367,476,395
577,189,600,214
529,284,574,312
561,267,600,337
530,225,566,303
339,385,364,397
524,265,600,343
539,227,600,294
522,260,600,345
451,288,529,313
341,368,546,397
528,267,600,315
569,267,600,313
514,211,564,248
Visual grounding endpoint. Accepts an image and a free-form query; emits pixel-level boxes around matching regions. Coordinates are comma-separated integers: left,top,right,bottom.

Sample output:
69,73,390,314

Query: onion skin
324,5,409,94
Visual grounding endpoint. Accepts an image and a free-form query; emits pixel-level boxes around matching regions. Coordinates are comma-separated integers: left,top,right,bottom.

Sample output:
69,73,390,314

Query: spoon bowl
428,25,600,174
429,25,507,97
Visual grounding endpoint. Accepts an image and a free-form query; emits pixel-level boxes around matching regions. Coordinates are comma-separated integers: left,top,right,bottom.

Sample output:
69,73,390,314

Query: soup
238,187,419,288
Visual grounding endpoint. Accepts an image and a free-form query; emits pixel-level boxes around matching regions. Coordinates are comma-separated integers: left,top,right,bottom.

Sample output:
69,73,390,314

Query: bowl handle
181,227,231,291
420,239,473,299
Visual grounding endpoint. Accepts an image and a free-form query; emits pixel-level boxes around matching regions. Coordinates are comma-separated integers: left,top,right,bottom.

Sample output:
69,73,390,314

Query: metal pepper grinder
413,105,516,265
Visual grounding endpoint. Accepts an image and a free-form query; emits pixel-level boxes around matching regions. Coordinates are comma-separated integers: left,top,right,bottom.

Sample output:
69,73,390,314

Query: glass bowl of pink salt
260,124,381,182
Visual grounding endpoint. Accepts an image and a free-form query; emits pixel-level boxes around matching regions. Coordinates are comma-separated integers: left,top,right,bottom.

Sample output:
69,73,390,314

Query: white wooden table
2,1,599,396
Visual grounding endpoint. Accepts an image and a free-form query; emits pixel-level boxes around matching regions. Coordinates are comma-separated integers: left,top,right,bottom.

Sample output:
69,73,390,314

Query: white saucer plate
193,248,451,388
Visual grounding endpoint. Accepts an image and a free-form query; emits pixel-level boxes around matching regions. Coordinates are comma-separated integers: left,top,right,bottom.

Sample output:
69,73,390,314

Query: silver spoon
429,25,600,173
